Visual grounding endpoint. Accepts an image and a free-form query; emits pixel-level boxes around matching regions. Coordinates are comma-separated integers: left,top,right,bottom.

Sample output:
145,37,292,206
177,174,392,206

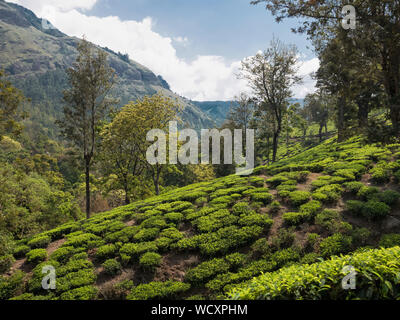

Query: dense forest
1,0,400,302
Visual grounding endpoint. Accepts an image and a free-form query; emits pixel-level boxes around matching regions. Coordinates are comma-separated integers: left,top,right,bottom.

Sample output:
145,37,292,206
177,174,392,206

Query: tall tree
304,92,330,142
251,0,400,135
0,70,26,140
58,38,116,219
240,38,302,162
101,93,180,199
228,93,254,131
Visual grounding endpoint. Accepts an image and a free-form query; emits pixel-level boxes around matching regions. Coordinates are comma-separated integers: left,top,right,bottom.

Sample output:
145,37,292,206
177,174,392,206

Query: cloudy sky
7,0,319,101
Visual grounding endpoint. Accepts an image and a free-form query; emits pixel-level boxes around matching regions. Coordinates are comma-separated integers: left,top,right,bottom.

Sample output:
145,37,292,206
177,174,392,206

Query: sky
7,0,319,101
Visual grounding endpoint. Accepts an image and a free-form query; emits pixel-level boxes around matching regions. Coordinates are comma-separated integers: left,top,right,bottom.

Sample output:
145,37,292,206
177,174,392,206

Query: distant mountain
192,101,236,127
193,99,305,128
0,0,215,133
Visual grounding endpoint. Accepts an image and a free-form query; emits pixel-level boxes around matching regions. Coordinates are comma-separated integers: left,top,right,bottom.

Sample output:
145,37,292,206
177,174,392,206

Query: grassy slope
2,136,400,300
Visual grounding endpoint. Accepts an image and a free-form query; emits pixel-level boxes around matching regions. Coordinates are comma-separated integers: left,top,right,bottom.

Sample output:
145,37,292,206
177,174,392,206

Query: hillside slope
0,0,216,131
2,136,400,300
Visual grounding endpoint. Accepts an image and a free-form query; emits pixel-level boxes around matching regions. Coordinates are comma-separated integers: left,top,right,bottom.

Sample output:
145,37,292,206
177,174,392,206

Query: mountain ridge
0,0,220,131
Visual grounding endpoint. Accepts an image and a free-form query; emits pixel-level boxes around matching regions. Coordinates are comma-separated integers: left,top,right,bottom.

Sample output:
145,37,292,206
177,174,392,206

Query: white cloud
293,57,320,99
7,0,97,12
7,0,318,101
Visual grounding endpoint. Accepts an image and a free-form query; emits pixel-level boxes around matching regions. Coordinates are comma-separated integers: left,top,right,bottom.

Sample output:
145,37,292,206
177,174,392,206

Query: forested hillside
0,0,217,135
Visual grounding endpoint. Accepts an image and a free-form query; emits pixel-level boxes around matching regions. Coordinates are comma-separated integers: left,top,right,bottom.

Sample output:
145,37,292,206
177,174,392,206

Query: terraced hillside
2,136,400,300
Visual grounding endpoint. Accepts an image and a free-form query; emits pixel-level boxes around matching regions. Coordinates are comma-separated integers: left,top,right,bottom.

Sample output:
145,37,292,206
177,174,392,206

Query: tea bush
26,249,47,265
319,233,352,258
60,286,98,300
379,234,400,248
227,247,400,300
27,235,51,249
139,252,162,271
127,281,190,300
288,191,311,207
96,244,117,261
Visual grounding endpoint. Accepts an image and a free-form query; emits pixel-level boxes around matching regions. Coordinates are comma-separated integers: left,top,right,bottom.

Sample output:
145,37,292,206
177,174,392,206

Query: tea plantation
2,136,400,300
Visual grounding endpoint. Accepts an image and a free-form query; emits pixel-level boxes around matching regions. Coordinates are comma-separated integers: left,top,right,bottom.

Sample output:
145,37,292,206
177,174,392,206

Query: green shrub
13,245,30,259
379,234,400,248
139,252,162,271
225,253,246,268
300,200,322,216
56,268,97,293
193,209,238,233
50,246,84,263
227,246,400,300
315,209,340,232
270,248,300,268
64,233,103,249
357,186,380,201
266,176,288,188
133,228,160,242
0,254,15,273
277,184,297,197
238,214,273,229
269,201,281,214
345,200,364,215
250,193,273,205
96,244,117,261
105,226,139,243
159,227,184,241
127,281,190,300
185,258,230,284
379,190,400,206
164,212,184,223
232,202,251,216
57,259,93,277
270,228,295,250
352,228,371,246
312,184,342,203
288,191,311,207
283,212,307,226
305,233,320,252
102,259,121,276
362,200,391,220
249,176,265,187
26,249,47,265
333,169,357,181
343,181,364,194
299,253,320,265
251,238,271,257
370,166,391,183
319,233,352,258
27,236,51,249
0,271,25,300
119,242,158,261
60,286,98,300
195,197,208,206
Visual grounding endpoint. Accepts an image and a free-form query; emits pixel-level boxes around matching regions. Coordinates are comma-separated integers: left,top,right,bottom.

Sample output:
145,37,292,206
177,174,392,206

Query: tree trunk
357,103,369,129
125,192,130,205
153,168,160,195
123,178,130,205
85,157,91,219
390,103,400,135
272,129,280,163
319,125,323,142
337,98,345,142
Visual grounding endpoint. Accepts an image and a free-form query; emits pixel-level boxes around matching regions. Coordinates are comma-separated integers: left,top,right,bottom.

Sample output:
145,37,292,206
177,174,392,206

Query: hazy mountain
192,101,236,127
